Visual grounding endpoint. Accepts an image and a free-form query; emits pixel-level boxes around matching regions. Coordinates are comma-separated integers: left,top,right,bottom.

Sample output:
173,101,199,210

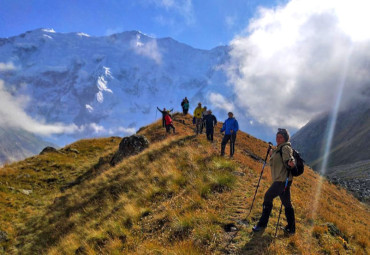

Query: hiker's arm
220,122,225,132
234,120,239,132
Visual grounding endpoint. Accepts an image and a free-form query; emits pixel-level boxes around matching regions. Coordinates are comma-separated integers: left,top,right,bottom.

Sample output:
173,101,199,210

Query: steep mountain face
0,127,55,165
0,29,232,143
291,100,370,202
0,115,369,254
291,101,370,169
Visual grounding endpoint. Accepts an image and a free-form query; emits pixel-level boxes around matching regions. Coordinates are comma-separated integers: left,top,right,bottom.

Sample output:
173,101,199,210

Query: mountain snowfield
0,28,245,146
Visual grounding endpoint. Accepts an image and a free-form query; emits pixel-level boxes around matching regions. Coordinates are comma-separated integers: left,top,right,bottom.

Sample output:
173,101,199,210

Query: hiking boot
282,225,295,235
285,207,295,234
252,225,266,232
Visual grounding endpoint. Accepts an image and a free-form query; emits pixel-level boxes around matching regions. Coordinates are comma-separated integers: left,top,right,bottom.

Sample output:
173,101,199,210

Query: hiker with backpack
181,97,190,115
157,107,173,128
220,112,239,157
203,110,217,141
252,128,296,235
193,103,204,135
164,111,175,134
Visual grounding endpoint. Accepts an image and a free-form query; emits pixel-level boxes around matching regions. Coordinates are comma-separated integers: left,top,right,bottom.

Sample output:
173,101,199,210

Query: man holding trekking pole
220,112,239,157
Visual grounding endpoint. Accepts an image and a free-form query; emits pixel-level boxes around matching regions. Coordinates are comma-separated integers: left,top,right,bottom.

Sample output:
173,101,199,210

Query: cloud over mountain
227,0,370,129
0,80,80,136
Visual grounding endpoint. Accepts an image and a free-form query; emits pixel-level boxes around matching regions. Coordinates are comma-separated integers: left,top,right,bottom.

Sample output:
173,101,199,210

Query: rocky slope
0,114,368,254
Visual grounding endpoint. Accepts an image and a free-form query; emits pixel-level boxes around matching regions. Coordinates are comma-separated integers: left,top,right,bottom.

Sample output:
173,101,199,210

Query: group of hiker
158,98,239,157
157,98,297,236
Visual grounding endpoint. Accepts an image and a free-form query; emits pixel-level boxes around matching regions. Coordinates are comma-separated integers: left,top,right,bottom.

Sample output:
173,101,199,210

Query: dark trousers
182,108,188,115
221,133,236,156
195,118,202,134
257,181,295,228
200,120,204,134
206,128,214,141
166,124,175,133
162,117,166,127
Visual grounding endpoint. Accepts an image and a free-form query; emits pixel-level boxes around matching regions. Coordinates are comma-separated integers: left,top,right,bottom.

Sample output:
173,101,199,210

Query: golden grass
0,114,369,254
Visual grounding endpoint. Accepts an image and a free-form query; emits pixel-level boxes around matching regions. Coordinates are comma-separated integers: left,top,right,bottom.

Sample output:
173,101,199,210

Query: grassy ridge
0,114,369,254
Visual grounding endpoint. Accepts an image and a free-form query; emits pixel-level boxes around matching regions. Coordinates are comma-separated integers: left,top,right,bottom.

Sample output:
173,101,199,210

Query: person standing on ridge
203,110,217,141
252,128,296,235
220,112,239,157
193,102,204,135
157,106,173,128
164,111,176,134
181,97,190,115
200,106,208,134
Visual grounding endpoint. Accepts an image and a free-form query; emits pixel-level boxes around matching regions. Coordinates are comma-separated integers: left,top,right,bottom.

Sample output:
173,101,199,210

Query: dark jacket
204,114,217,129
157,107,173,116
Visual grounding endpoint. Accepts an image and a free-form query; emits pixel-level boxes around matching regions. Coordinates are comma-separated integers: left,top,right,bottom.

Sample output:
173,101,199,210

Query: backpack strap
278,145,292,170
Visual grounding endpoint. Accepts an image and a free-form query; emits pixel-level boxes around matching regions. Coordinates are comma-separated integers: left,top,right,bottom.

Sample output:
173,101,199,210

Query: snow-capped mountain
0,29,235,146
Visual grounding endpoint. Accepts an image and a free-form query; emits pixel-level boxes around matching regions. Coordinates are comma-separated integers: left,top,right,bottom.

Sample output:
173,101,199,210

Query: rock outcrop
110,135,149,166
39,146,58,155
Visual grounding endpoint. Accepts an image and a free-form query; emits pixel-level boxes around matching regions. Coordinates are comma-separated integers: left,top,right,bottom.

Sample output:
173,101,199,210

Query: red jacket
165,114,172,125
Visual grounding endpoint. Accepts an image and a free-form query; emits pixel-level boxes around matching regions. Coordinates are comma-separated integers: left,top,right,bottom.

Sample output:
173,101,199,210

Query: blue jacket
221,117,239,135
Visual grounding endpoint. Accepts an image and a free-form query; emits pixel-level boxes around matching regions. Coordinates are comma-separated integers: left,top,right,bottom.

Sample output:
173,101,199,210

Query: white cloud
148,0,195,25
85,104,94,113
105,27,123,36
115,127,136,135
88,123,106,134
225,16,236,29
209,92,235,113
131,34,162,64
0,80,80,135
0,80,137,138
227,0,370,129
0,62,16,71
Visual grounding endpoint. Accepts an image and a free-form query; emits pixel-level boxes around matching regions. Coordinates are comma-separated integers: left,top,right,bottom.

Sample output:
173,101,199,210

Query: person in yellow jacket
193,102,204,135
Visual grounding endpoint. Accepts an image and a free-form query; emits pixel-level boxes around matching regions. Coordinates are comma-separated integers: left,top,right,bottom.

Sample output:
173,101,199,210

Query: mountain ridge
0,113,368,254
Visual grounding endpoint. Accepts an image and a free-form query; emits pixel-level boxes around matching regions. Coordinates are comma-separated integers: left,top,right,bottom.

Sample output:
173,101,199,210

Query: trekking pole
246,142,273,219
274,171,290,237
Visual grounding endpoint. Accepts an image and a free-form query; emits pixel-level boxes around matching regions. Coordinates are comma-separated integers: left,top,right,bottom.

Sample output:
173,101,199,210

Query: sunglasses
278,128,288,133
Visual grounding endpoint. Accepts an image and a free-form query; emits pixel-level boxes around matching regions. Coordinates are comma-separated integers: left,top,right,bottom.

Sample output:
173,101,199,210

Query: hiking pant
206,127,214,141
195,118,202,134
162,116,166,127
200,120,204,134
257,181,295,229
166,124,175,133
221,133,236,156
182,108,188,115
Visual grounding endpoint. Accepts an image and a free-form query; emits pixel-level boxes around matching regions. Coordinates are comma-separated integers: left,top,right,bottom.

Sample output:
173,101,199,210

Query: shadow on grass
240,229,273,255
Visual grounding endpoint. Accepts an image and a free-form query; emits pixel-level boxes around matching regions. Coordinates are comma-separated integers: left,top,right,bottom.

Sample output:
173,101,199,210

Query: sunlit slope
0,113,368,254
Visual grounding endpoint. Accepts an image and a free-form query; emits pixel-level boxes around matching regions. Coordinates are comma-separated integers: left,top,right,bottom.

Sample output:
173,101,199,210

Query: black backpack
279,146,305,177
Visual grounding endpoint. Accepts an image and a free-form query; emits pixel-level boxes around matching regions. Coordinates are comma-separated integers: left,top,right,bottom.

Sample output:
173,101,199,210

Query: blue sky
1,0,369,143
0,0,284,49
